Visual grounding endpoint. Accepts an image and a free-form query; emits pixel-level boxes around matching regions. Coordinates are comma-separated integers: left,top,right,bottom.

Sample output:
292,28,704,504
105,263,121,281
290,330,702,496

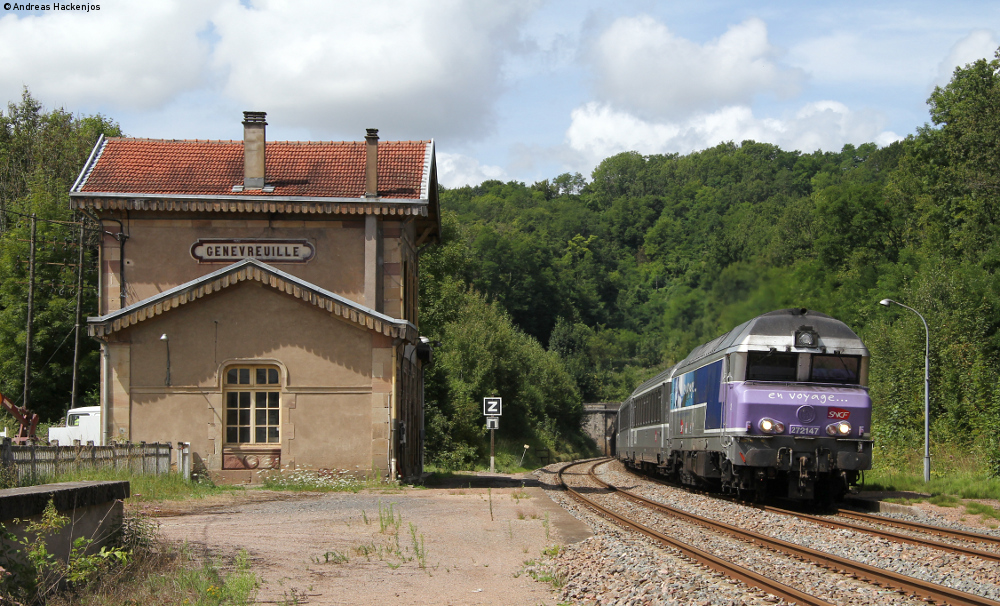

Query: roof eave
70,135,107,194
69,191,430,204
88,258,419,342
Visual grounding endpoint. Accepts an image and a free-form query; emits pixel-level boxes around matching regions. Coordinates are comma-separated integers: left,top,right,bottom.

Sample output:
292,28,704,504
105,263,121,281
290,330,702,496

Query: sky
1,0,997,188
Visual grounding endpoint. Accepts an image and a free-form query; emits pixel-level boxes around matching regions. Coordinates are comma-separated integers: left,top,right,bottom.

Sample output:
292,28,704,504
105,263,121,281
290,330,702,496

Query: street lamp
160,334,171,387
879,298,930,482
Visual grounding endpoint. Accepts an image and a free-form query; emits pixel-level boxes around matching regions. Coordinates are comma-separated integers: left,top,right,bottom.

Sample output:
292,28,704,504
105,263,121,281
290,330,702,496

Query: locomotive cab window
746,351,798,382
224,365,280,445
809,354,861,385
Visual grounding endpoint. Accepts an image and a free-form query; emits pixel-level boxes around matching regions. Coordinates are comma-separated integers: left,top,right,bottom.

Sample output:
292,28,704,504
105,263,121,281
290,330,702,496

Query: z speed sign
483,397,502,416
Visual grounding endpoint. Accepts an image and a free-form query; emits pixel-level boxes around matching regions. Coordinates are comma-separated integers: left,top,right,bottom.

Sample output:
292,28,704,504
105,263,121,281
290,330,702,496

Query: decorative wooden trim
87,259,418,343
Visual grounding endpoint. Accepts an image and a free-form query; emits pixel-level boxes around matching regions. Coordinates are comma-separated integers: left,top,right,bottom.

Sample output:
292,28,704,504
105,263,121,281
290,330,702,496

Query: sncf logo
828,407,851,420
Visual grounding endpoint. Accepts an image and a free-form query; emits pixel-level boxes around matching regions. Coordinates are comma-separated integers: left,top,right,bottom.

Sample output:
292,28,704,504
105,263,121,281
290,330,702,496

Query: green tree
0,91,121,422
422,289,583,468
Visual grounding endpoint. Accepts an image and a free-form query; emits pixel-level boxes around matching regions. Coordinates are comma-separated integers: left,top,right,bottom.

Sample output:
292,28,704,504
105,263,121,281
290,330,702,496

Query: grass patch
860,468,1000,501
964,502,1000,521
16,468,244,502
929,494,961,507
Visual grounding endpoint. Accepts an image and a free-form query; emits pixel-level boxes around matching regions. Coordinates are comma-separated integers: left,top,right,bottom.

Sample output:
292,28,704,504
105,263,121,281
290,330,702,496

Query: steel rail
593,463,1000,606
836,509,1000,548
757,506,1000,563
558,460,835,606
625,463,1000,561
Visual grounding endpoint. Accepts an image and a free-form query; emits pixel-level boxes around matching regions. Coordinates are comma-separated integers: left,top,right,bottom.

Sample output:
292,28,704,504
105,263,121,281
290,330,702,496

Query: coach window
224,366,280,445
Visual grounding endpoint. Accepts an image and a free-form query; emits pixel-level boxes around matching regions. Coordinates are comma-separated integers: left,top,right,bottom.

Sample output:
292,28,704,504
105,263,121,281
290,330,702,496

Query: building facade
69,113,438,482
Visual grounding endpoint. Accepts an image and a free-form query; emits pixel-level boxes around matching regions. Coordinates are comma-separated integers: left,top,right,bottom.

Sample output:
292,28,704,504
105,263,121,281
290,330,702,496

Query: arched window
224,365,280,445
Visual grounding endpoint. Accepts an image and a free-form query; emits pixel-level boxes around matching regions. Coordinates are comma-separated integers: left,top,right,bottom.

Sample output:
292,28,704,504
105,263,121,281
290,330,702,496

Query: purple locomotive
616,308,872,503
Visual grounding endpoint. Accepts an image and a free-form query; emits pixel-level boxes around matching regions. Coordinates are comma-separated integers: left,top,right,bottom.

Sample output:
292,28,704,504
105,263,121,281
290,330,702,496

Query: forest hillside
419,51,1000,476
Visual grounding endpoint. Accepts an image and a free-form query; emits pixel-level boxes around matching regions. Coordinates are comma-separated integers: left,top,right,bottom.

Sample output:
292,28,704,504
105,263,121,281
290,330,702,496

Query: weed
409,523,427,569
521,559,566,589
965,502,1000,521
109,545,258,606
0,499,137,603
543,512,550,540
312,551,348,564
378,500,402,534
542,545,561,557
278,587,308,605
258,467,364,492
354,541,381,562
488,487,494,521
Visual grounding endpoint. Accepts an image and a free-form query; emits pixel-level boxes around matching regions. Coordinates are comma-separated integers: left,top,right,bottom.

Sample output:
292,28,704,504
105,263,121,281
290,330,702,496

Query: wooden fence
1,439,172,485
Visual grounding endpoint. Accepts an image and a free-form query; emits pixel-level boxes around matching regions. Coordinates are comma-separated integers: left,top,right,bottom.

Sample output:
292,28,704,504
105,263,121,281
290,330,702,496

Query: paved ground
151,476,590,605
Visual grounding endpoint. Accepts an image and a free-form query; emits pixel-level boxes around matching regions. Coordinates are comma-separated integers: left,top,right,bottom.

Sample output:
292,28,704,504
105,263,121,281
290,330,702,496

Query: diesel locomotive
616,308,872,503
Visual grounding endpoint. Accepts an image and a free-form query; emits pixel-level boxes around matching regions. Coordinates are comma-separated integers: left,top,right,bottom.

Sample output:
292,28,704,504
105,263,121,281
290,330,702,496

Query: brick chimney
365,128,379,198
243,111,267,190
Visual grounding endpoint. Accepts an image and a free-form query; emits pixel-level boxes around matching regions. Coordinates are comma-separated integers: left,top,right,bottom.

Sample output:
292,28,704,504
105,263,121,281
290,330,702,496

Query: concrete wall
0,481,128,566
582,404,618,456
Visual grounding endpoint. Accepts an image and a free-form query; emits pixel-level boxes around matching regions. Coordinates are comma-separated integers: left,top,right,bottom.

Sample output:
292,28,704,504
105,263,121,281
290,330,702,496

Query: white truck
47,406,103,446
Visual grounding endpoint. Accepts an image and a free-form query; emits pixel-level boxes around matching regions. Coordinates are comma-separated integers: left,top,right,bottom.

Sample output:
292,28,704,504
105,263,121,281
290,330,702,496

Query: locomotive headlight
794,326,819,348
826,421,852,436
758,418,784,434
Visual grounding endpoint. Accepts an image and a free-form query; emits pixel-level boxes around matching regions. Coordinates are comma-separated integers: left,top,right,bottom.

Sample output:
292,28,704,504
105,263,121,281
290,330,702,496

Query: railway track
833,508,1000,551
763,504,1000,562
561,458,1000,606
625,462,1000,561
558,459,836,606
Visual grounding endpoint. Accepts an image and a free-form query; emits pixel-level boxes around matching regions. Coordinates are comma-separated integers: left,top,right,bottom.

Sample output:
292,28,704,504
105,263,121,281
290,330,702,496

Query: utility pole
23,214,36,409
71,221,84,409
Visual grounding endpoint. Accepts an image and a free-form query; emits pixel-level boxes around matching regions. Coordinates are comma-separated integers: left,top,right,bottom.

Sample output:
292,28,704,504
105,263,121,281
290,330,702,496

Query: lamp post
160,334,171,387
879,298,930,482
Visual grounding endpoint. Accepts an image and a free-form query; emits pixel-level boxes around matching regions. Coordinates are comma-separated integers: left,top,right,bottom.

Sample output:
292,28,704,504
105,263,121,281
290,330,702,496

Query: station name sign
191,239,315,264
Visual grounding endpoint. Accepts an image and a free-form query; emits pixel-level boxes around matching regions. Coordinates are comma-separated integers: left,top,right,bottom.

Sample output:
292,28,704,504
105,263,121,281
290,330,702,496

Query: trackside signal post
484,397,502,472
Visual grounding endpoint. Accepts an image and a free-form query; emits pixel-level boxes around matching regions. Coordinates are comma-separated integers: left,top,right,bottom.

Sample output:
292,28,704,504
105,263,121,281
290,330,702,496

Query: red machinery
1,392,39,444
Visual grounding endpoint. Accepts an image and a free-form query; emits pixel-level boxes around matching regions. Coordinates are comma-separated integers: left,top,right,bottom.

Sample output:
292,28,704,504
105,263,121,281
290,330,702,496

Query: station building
69,112,438,482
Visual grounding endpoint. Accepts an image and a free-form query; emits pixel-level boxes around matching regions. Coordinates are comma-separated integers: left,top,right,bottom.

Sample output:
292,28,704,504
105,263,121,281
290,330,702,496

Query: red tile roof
75,138,431,199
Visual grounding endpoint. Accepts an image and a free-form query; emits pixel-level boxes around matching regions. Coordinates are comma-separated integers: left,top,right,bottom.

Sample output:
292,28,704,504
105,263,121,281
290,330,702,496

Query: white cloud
588,16,801,119
0,1,217,109
934,30,998,88
790,31,938,86
436,152,507,188
565,101,900,167
210,0,536,141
